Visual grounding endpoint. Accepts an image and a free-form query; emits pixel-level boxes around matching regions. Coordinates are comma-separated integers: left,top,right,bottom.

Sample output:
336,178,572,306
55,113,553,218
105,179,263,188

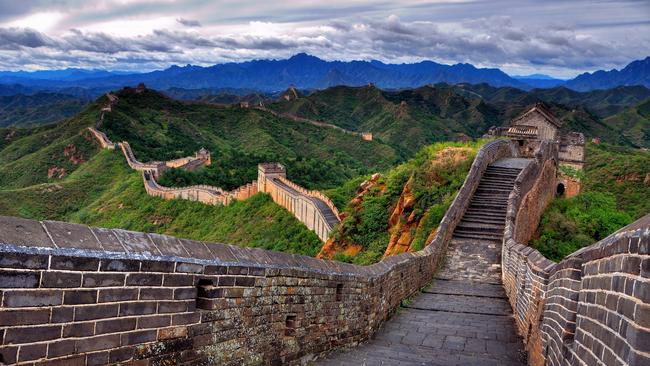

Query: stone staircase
452,164,522,242
317,158,531,365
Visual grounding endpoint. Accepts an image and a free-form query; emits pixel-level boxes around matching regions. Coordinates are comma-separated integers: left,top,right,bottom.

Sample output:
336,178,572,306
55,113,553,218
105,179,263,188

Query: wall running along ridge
0,139,518,365
88,90,341,241
501,142,650,366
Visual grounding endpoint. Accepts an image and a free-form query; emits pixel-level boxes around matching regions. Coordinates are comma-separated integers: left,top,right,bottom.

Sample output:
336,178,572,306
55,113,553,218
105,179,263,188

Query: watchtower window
336,284,343,301
556,183,565,196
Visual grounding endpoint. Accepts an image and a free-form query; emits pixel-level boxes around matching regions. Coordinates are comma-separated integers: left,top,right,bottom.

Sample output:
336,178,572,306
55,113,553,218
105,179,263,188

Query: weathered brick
5,325,62,344
137,314,171,329
41,271,82,288
51,306,74,323
109,346,135,363
171,312,201,325
204,265,227,275
3,290,62,307
121,329,157,345
140,260,175,273
96,317,137,334
139,288,174,300
175,262,203,274
74,303,119,321
98,288,139,302
173,287,197,300
228,266,249,275
50,255,99,271
158,300,188,314
0,346,18,364
75,334,120,353
158,326,188,340
126,273,162,286
64,289,97,305
18,343,47,361
0,270,40,288
63,322,95,337
218,276,236,286
82,272,125,287
100,259,140,272
0,308,50,326
86,351,110,366
120,301,157,316
235,276,256,287
163,273,194,287
0,252,49,270
47,339,76,358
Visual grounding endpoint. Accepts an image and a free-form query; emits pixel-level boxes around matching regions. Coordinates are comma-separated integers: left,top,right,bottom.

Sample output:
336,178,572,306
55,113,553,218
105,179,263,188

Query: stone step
460,216,506,225
457,222,505,233
477,181,516,188
475,188,513,195
468,203,507,211
463,209,506,218
452,231,502,242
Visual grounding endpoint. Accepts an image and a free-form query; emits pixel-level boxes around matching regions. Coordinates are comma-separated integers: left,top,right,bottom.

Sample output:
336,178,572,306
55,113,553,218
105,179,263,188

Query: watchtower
257,163,286,193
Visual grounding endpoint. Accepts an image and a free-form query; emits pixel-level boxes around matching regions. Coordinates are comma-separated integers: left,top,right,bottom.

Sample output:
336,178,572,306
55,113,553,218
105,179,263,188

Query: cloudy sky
0,0,649,77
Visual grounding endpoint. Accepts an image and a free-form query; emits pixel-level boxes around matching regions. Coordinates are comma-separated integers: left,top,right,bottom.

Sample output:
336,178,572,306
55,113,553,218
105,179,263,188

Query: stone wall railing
275,176,341,221
118,142,166,176
87,128,116,150
143,171,230,206
501,142,650,366
0,139,519,365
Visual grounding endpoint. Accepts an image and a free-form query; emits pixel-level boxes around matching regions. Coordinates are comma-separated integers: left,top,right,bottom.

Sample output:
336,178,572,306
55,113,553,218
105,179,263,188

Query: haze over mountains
1,54,649,94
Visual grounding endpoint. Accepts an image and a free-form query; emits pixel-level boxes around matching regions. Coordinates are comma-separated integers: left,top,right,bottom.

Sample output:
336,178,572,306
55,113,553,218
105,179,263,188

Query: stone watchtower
196,147,211,166
257,163,286,193
485,102,585,197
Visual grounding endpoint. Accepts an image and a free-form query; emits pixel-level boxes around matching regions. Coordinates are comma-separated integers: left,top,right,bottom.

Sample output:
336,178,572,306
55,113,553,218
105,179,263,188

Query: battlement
0,139,523,365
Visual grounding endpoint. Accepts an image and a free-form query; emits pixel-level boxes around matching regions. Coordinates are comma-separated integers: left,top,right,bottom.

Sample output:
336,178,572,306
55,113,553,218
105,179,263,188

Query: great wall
0,94,648,365
87,91,342,242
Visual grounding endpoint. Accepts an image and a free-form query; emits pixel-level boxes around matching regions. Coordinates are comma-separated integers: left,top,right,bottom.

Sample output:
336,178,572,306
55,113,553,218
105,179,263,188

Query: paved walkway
317,160,527,365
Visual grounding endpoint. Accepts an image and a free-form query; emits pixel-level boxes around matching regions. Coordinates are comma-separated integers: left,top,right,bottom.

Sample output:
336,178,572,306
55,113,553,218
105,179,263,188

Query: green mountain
603,99,650,148
0,92,90,127
268,84,500,154
533,143,650,261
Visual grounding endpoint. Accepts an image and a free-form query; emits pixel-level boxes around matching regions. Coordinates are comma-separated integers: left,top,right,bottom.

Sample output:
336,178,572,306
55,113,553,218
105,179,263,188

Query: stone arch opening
556,183,565,196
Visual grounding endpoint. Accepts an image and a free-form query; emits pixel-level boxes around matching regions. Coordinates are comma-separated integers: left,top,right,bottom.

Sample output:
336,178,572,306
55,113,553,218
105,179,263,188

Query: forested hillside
533,143,650,261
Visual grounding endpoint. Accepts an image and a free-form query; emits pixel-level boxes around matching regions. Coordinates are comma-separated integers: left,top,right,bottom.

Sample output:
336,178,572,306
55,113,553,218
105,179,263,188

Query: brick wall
0,139,518,365
501,141,650,366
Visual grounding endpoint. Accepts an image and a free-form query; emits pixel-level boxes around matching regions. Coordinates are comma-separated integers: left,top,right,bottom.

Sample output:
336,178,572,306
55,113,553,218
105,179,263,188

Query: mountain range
1,54,648,93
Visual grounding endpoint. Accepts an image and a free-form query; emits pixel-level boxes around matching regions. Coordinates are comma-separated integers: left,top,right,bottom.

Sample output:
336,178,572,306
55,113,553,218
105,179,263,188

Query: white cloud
0,0,648,77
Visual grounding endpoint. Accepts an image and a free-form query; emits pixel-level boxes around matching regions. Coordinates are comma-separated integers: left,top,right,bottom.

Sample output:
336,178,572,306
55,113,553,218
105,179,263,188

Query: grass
532,143,649,261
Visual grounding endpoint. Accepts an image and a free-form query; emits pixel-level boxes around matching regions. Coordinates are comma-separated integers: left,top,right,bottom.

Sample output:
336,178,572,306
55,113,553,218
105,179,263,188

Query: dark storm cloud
0,27,55,49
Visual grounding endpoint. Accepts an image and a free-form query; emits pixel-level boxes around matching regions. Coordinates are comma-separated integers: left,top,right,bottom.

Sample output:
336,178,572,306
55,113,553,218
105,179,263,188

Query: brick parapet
501,140,650,366
0,139,520,365
275,176,341,221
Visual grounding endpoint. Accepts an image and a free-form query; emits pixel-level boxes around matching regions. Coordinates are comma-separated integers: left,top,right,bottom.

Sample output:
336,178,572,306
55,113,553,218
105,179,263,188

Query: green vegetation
0,92,89,127
0,149,322,256
533,143,649,260
329,141,481,265
103,87,400,190
604,99,650,149
533,192,632,261
269,85,499,155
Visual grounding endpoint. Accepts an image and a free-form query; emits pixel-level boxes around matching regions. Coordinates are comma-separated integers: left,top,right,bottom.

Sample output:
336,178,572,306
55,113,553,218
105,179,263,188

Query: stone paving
317,160,527,365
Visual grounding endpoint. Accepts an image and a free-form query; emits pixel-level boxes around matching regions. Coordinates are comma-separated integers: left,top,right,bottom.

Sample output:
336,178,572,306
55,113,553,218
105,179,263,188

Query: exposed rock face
47,166,66,179
317,173,382,259
384,176,417,257
64,143,85,165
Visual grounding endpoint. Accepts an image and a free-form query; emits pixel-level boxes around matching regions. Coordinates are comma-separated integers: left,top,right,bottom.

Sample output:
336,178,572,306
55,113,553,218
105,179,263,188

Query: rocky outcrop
318,173,382,259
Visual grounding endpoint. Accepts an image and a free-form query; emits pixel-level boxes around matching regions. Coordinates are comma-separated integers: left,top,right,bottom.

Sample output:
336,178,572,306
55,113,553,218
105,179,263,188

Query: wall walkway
0,140,520,365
